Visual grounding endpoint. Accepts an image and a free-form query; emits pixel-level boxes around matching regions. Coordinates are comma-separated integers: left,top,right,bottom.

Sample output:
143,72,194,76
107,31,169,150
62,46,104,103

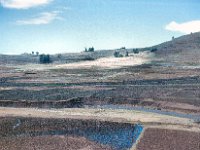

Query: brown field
0,136,112,150
1,63,200,114
136,128,200,150
1,32,200,150
0,117,136,150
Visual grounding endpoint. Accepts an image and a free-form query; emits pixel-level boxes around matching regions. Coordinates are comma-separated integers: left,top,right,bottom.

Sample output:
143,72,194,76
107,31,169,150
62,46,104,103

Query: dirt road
0,107,197,127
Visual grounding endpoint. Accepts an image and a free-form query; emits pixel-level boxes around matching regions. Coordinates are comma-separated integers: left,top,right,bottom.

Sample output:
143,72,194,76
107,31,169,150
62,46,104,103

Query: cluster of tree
114,51,128,57
85,47,94,52
39,54,51,63
133,49,139,54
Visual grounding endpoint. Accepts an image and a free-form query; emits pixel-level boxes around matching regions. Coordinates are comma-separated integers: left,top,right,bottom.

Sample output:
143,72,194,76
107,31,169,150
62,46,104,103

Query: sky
0,0,200,54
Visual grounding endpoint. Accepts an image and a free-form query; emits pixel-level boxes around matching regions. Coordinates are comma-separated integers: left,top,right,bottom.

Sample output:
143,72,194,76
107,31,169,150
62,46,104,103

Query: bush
151,48,158,52
114,51,124,57
88,47,94,52
133,49,139,54
39,54,51,63
57,54,62,59
82,56,95,61
114,51,120,57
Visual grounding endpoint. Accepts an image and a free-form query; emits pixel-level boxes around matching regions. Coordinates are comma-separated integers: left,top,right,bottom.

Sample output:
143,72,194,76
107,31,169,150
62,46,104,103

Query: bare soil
0,136,112,150
0,117,136,150
136,128,200,150
1,64,200,114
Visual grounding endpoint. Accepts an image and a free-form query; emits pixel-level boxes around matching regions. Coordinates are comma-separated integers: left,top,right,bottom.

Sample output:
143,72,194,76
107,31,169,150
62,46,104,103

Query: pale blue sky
0,0,200,54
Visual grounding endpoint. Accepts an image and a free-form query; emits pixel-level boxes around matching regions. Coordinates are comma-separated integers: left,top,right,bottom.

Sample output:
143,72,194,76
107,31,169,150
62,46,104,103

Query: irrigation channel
0,117,143,150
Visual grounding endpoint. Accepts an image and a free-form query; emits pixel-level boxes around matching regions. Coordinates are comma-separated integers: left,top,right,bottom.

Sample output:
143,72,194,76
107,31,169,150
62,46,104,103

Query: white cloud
0,0,52,9
165,20,200,34
16,11,61,25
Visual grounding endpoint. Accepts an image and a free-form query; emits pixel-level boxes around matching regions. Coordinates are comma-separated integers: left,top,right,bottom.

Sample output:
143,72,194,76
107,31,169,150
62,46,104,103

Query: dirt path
0,107,197,127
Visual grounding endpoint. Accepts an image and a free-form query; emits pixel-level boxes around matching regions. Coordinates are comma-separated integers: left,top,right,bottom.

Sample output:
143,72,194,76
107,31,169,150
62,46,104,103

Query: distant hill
1,32,200,65
149,32,200,65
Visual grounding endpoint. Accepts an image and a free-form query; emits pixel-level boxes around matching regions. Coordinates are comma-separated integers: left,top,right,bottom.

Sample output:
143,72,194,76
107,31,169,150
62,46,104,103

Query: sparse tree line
31,51,39,56
39,54,51,63
113,48,139,58
26,45,158,63
113,47,157,57
84,47,95,52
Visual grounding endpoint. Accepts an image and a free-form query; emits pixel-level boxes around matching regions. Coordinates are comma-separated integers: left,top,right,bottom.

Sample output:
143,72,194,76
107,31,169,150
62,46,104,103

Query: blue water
81,124,143,150
15,123,143,150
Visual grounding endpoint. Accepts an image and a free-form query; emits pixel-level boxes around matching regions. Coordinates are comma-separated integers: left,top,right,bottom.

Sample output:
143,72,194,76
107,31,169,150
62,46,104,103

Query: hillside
150,32,200,65
1,32,200,65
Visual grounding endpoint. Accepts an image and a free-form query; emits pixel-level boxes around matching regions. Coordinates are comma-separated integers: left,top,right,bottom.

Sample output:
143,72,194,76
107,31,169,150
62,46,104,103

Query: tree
32,51,34,55
88,47,94,52
133,49,139,54
114,51,119,57
36,52,39,56
39,54,51,63
85,47,94,52
151,48,157,52
125,51,129,57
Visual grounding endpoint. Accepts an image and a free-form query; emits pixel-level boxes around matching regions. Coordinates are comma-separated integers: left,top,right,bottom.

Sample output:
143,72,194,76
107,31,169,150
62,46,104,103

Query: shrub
82,56,95,61
57,54,62,59
114,51,124,57
114,51,120,57
151,48,158,52
133,49,139,54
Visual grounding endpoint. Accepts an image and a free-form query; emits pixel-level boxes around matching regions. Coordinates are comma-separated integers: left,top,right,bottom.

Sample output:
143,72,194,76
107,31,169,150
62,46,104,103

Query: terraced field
136,128,200,150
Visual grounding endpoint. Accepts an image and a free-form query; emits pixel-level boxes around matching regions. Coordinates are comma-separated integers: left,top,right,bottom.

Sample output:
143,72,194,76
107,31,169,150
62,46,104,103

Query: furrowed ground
135,128,200,150
1,62,200,113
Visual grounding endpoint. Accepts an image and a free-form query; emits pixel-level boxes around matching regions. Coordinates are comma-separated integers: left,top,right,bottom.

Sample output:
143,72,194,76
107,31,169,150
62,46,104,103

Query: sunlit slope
152,32,200,65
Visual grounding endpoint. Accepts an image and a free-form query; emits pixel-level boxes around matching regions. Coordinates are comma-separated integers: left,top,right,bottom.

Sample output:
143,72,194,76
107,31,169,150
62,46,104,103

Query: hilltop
1,32,200,66
149,32,200,65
